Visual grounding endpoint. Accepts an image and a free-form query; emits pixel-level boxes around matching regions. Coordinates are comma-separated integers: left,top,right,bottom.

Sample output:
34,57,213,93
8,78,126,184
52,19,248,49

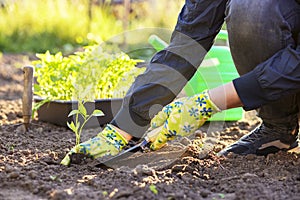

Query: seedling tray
34,97,123,128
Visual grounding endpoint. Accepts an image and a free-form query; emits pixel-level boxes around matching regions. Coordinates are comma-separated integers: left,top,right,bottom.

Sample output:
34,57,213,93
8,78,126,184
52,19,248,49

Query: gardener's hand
61,124,129,166
149,90,220,150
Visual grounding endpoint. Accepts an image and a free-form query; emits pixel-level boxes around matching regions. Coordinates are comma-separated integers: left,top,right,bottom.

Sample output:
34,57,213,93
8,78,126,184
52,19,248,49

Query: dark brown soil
1,54,300,200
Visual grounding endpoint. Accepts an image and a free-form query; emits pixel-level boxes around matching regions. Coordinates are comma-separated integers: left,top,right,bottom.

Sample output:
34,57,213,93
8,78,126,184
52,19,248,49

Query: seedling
67,100,104,151
49,175,62,182
149,184,158,195
6,144,15,151
102,191,108,197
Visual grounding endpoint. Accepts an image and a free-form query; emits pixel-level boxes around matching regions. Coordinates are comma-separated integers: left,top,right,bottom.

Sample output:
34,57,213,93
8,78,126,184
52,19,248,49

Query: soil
1,54,300,200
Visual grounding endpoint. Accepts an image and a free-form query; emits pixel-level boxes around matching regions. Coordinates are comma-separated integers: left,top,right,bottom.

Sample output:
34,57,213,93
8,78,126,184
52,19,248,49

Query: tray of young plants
32,45,145,128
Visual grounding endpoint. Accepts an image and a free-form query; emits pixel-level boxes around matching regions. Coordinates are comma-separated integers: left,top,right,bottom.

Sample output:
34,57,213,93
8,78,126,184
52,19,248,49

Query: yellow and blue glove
61,91,220,165
149,90,220,150
61,124,128,166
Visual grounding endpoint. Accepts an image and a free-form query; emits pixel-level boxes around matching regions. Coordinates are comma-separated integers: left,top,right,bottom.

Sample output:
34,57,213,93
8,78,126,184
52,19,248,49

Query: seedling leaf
92,109,104,117
149,184,158,195
78,101,87,117
67,121,77,133
68,110,80,117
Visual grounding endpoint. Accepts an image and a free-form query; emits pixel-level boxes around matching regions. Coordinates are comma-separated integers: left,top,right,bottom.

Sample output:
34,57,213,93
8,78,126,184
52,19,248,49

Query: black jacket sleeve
233,34,300,110
111,0,228,138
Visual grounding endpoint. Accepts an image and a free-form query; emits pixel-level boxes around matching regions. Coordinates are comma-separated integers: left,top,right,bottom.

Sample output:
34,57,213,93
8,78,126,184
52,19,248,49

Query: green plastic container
148,35,169,52
148,31,244,121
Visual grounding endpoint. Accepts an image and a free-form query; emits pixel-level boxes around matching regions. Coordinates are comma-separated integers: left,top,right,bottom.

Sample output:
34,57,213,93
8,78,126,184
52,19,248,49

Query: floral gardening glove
61,124,128,166
149,90,220,150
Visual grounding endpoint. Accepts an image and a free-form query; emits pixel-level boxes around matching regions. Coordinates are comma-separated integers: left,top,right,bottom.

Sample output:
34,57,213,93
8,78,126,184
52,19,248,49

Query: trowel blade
95,139,148,168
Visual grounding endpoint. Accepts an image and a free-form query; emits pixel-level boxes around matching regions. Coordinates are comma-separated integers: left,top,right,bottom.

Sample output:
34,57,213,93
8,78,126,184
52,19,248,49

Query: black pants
226,0,300,128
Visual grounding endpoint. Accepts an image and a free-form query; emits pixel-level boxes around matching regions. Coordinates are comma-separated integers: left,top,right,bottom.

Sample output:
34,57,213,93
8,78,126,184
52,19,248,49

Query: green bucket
148,31,244,121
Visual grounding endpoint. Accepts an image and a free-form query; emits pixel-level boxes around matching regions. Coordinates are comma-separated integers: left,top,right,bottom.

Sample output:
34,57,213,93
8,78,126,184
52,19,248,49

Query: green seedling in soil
49,175,62,182
149,184,158,195
102,191,108,197
32,98,51,119
67,101,104,151
5,142,15,151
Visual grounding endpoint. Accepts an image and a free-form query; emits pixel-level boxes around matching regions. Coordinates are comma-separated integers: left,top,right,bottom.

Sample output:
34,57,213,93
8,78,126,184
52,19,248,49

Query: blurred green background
0,0,184,55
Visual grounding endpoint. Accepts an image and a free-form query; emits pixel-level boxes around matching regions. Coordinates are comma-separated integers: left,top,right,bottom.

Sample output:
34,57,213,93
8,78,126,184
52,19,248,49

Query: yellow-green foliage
0,0,123,53
33,45,144,100
0,0,184,54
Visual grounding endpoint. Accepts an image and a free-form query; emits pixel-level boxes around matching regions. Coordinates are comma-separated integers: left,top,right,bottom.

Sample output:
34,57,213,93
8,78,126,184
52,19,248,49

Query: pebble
21,149,30,156
23,180,34,190
225,152,237,159
133,165,155,176
202,173,210,180
50,190,69,200
28,170,38,179
16,111,23,118
114,189,133,198
8,171,20,179
36,127,43,134
171,164,186,173
114,166,132,175
4,165,14,173
198,150,209,159
195,130,206,139
32,188,39,194
15,124,27,134
203,137,218,145
245,154,256,161
200,190,211,198
242,173,258,181
179,137,191,146
6,111,17,120
171,164,195,174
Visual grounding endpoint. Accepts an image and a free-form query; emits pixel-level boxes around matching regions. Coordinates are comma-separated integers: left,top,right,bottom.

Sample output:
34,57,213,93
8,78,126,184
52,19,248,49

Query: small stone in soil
4,165,14,173
245,154,256,160
179,137,191,146
28,170,38,179
50,190,69,200
36,127,43,134
15,124,26,134
8,171,20,179
200,189,211,198
133,164,155,176
6,111,17,120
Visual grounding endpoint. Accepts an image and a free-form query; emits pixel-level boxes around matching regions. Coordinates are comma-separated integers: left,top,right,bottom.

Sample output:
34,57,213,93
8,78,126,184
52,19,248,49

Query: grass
0,0,184,54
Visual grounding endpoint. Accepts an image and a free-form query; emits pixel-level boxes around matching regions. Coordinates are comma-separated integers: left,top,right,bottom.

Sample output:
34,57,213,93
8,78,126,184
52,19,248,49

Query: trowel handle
22,66,34,128
144,127,162,143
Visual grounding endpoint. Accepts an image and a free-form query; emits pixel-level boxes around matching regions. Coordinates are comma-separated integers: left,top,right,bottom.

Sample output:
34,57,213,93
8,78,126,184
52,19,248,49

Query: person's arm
232,34,300,111
209,32,300,111
208,81,243,110
111,0,228,138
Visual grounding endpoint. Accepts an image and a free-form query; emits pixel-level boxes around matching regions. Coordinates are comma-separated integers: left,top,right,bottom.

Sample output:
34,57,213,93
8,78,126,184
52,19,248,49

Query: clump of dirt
1,54,300,200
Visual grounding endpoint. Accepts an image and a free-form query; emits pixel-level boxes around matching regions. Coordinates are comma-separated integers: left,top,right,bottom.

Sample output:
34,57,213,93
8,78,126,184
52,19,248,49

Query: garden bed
1,54,300,200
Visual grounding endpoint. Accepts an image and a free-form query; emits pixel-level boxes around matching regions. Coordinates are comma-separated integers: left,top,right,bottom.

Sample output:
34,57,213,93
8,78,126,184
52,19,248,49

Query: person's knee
225,0,299,74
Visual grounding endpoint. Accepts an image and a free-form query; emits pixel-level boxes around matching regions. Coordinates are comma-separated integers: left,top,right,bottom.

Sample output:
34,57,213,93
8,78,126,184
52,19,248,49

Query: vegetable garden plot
2,54,300,200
